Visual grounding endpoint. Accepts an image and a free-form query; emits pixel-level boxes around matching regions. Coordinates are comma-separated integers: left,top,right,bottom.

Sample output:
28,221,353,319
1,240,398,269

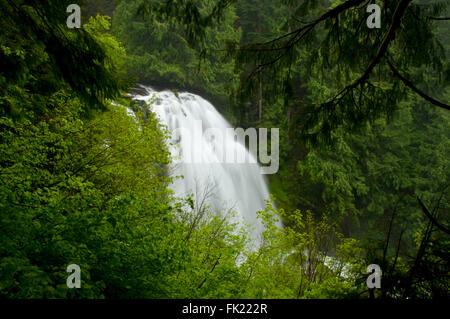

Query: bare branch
417,197,450,235
427,16,450,21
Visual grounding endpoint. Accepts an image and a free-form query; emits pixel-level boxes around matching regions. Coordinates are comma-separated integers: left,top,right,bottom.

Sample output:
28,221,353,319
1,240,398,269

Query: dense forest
0,0,449,299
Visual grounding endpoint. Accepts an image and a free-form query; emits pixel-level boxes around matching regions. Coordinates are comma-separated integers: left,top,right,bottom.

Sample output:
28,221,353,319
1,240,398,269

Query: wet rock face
130,99,146,110
129,86,150,96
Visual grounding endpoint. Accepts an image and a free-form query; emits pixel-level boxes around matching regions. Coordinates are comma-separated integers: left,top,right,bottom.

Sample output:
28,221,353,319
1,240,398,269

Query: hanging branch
327,0,413,105
244,0,368,77
426,16,450,20
387,60,450,111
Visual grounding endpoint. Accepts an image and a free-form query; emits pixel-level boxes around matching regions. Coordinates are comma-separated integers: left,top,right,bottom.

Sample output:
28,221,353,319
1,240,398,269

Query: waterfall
131,85,273,239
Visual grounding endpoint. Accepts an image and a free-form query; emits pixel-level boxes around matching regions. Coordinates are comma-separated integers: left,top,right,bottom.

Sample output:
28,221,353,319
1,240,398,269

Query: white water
131,85,272,238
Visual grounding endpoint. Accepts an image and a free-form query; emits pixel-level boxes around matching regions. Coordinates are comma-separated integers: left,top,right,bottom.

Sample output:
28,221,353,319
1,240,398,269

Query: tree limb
427,16,450,21
245,0,368,77
417,197,450,235
331,0,413,102
387,60,450,111
254,0,367,47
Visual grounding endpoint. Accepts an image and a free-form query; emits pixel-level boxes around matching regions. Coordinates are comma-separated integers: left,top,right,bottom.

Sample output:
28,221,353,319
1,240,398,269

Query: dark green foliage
0,0,125,118
112,0,241,112
230,0,449,143
226,0,450,298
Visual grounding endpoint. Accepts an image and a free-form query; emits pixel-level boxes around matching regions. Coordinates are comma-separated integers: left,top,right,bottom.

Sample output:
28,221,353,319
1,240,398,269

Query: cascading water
131,85,272,239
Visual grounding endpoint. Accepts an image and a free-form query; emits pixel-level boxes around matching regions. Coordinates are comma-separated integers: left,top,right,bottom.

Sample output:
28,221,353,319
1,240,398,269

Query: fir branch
386,60,450,111
331,0,413,103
